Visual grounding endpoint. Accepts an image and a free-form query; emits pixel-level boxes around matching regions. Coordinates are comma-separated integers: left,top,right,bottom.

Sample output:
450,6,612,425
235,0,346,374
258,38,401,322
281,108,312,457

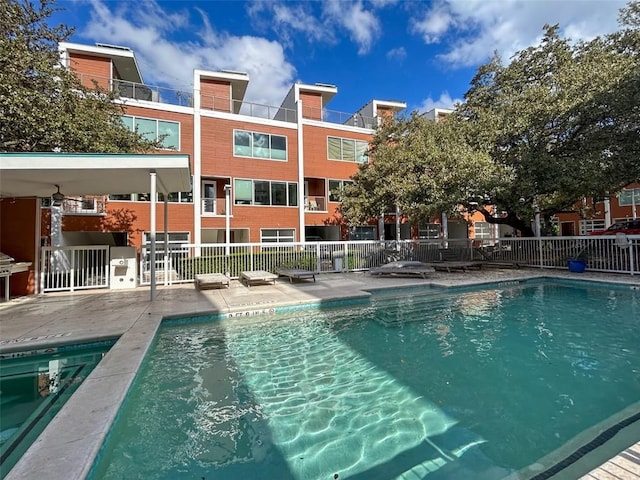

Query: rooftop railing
74,73,377,127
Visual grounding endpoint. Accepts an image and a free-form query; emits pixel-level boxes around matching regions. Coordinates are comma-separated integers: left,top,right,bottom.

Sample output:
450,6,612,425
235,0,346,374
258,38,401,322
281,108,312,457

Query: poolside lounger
431,261,483,272
432,249,484,272
194,273,230,290
241,270,278,287
369,261,435,279
277,268,317,283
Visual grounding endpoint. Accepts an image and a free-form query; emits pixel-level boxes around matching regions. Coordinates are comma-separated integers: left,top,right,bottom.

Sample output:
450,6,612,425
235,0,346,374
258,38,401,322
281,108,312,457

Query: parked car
589,219,640,235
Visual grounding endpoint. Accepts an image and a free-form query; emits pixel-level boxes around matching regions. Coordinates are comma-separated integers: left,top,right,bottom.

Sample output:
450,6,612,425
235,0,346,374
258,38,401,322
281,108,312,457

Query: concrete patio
1,268,639,480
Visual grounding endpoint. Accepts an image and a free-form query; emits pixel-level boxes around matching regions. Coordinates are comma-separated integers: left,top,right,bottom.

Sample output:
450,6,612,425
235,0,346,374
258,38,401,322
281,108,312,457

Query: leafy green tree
342,2,639,237
340,112,506,228
0,0,158,152
457,2,639,234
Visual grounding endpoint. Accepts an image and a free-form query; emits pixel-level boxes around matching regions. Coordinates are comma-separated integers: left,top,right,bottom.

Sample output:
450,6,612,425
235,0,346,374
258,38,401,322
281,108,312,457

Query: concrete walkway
1,269,639,480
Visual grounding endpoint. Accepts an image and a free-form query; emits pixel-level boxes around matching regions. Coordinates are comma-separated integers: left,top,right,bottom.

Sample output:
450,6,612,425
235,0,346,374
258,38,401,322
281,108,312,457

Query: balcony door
202,180,216,215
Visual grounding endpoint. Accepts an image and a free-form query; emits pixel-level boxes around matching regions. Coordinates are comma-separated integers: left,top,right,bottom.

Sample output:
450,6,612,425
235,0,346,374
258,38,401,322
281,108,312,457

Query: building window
349,226,376,240
579,219,606,235
327,136,368,163
261,228,295,243
121,115,180,150
474,222,492,239
618,188,640,206
328,179,353,202
418,223,441,239
142,232,190,251
233,129,287,161
233,179,298,206
108,192,192,203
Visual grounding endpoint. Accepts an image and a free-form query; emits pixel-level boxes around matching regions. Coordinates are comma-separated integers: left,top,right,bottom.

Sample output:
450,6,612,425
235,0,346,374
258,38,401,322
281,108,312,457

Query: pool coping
3,270,640,480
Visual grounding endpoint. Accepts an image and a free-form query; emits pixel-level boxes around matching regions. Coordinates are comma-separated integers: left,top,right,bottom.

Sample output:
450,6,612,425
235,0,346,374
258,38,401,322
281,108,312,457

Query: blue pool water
0,344,111,479
91,280,640,479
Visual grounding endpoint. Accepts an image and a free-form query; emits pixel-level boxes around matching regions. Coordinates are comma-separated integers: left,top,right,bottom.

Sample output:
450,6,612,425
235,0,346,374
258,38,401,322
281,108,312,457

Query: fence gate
41,245,109,292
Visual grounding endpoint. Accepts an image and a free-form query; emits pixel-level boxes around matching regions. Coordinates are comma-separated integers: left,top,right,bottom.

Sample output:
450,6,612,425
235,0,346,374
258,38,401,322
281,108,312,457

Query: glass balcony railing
74,73,378,127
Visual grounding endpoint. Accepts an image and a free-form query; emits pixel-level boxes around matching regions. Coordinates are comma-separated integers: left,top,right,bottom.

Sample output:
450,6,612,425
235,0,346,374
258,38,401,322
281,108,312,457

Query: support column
224,184,231,256
296,98,305,242
193,72,202,253
150,172,157,301
164,196,169,286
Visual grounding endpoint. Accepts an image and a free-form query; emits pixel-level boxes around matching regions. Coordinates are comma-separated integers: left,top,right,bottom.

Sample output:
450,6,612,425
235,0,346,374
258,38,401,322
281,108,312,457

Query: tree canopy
341,1,640,236
0,0,157,153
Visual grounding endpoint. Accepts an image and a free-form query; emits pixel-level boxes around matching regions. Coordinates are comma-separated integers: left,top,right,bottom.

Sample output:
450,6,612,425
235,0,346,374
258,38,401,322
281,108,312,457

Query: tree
456,2,640,234
340,112,506,229
0,0,158,152
342,2,639,237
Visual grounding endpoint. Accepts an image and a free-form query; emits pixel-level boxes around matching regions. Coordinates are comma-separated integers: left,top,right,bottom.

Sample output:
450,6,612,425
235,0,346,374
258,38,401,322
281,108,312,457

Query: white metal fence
139,235,639,286
39,236,639,292
41,245,109,292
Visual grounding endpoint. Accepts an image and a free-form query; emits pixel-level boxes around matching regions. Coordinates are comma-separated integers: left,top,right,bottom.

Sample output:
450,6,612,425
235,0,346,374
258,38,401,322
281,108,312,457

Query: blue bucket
567,259,586,273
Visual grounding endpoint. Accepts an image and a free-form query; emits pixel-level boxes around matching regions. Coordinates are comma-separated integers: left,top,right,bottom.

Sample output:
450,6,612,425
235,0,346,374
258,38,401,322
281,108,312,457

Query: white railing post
538,237,544,268
69,248,75,292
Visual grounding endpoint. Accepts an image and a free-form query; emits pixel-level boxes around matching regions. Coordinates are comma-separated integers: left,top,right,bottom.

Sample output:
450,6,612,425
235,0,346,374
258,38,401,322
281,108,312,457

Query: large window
121,115,180,150
108,192,192,203
234,179,298,206
327,136,368,163
143,231,190,249
261,228,295,243
618,188,640,206
418,223,441,239
234,130,287,161
579,219,606,235
328,179,353,202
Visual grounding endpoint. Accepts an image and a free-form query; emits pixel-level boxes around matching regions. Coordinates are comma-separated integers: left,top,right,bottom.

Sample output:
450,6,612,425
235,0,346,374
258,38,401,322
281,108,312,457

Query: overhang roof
0,153,192,198
59,42,144,84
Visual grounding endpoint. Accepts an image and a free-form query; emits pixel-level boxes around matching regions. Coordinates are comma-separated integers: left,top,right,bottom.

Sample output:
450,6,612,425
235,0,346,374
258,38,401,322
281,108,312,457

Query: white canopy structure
0,153,192,301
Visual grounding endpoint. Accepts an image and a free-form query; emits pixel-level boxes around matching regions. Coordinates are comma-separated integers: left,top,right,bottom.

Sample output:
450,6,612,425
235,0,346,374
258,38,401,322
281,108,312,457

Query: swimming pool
0,343,112,479
91,279,640,479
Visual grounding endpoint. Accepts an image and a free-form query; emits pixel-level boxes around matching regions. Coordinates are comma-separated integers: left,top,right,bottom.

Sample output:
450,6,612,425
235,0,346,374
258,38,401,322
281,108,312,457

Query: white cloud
323,0,381,54
411,0,628,67
248,0,388,55
410,3,454,44
81,0,296,107
417,92,462,113
386,46,407,62
247,1,331,48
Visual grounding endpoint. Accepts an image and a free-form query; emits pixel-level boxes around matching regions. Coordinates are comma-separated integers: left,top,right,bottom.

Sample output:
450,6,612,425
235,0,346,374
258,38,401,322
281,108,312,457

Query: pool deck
1,268,639,480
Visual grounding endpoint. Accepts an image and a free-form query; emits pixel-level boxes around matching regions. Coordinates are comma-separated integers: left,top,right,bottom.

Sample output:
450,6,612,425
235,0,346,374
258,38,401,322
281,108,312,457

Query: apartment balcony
201,198,229,216
305,196,326,212
41,196,106,215
74,73,377,127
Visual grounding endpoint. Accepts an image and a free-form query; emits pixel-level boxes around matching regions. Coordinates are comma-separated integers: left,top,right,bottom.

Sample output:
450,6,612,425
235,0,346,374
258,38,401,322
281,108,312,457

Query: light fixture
52,185,65,206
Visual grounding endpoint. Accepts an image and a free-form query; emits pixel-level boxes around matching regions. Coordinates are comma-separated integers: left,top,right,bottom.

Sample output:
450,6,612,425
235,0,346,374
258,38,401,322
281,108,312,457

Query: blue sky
53,0,626,116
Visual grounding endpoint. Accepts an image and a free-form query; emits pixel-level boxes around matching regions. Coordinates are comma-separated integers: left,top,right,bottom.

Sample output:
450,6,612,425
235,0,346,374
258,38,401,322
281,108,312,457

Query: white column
604,195,611,228
395,205,401,242
224,184,231,256
296,98,305,242
164,196,169,286
193,72,202,252
150,172,157,301
441,212,449,239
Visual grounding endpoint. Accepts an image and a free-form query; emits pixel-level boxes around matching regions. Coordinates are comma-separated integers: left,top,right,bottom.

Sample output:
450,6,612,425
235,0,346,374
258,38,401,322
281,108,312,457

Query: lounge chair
473,247,520,269
194,273,230,290
432,249,484,272
241,270,278,287
369,261,435,279
277,268,317,283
